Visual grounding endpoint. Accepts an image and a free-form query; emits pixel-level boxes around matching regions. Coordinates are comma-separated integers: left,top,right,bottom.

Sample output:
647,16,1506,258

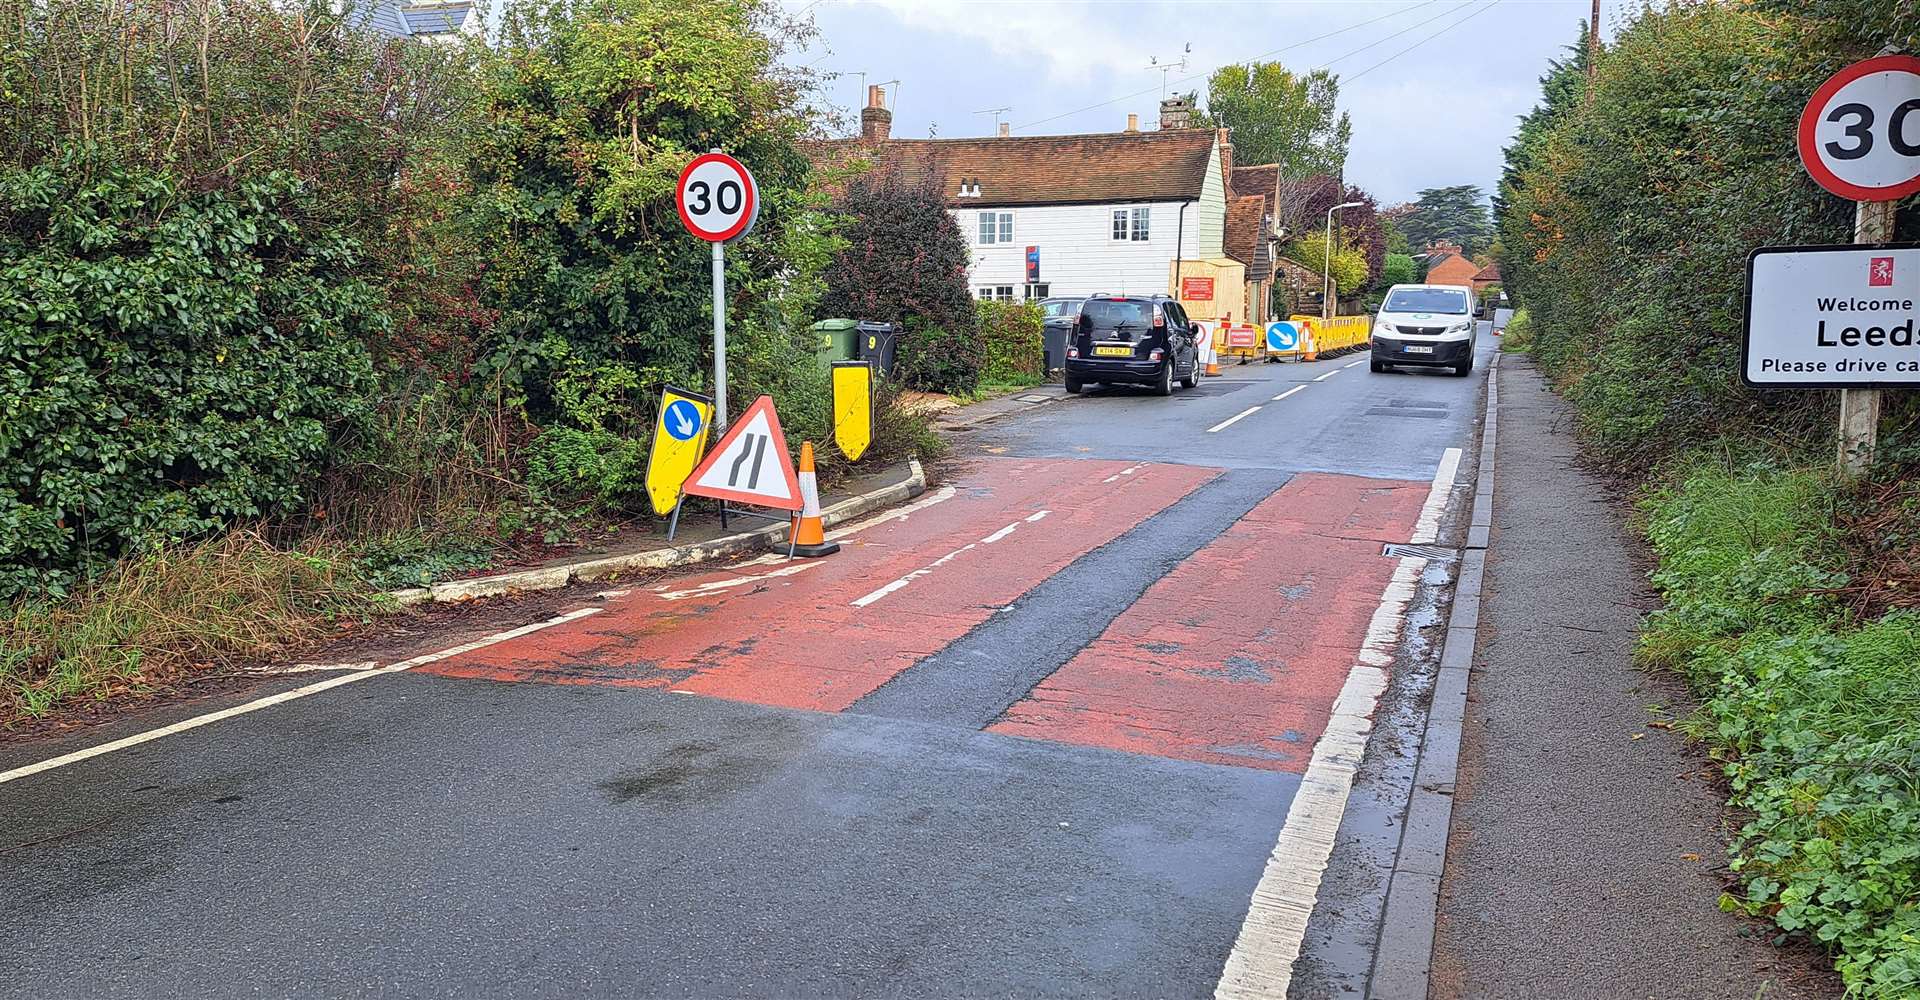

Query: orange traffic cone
788,442,839,558
1301,321,1319,362
1204,329,1222,377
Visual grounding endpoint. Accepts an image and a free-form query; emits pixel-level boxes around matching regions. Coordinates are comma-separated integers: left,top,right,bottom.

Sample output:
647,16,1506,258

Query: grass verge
1,532,391,725
1638,456,1920,996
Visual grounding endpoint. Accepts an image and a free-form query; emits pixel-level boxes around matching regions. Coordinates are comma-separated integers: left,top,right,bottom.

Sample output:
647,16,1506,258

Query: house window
1111,207,1151,241
1130,206,1150,241
976,285,1015,302
1022,283,1050,302
978,211,1013,245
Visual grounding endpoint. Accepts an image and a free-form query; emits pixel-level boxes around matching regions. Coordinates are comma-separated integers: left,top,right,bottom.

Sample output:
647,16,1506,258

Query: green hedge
977,300,1044,385
0,156,380,597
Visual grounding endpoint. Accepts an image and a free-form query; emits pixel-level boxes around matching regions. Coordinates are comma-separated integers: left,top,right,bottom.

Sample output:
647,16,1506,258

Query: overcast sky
789,0,1594,205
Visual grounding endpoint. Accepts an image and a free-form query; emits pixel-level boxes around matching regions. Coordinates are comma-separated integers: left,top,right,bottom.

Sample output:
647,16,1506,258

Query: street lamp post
1322,200,1363,321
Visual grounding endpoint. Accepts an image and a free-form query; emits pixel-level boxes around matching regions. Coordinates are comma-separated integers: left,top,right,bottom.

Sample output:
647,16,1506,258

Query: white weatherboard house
841,90,1235,307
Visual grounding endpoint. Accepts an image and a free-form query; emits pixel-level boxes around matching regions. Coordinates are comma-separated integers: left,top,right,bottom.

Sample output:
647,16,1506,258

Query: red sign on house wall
1181,277,1214,300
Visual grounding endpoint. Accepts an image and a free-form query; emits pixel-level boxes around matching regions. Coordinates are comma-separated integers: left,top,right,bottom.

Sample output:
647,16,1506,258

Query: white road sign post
676,150,760,434
1794,54,1920,473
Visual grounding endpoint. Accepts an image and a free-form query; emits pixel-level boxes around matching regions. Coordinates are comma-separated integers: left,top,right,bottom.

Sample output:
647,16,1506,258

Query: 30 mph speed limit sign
676,152,759,243
1798,55,1920,201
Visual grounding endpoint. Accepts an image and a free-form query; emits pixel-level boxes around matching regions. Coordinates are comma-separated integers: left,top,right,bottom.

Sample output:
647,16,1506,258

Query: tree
1196,61,1351,178
469,0,821,422
1286,177,1386,291
1382,253,1417,287
1290,232,1368,302
1401,185,1493,257
819,167,975,336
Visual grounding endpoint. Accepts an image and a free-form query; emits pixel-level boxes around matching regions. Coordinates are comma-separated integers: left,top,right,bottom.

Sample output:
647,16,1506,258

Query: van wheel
1370,356,1387,373
1064,374,1084,394
1157,361,1175,396
1453,356,1474,377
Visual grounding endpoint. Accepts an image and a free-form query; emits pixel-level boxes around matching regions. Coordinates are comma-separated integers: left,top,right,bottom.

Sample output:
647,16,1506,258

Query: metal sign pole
712,239,728,434
1838,198,1895,475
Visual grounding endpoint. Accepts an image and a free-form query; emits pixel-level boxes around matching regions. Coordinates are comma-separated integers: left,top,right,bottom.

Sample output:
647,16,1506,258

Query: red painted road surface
988,473,1425,771
421,460,1421,773
420,457,1219,710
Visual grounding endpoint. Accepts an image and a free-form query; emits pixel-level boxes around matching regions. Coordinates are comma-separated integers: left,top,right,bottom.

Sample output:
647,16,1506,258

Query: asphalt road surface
1,334,1495,999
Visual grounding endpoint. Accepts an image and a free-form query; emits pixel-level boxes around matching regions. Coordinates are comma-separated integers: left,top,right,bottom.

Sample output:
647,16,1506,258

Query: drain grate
1383,542,1458,561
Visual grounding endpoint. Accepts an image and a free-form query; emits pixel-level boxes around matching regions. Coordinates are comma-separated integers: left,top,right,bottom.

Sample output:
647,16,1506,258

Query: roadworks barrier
1213,323,1264,365
1265,314,1371,362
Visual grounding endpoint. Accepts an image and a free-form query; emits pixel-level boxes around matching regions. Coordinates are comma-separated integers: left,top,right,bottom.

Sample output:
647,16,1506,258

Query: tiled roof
1472,261,1502,281
821,129,1218,207
1231,164,1278,208
1225,194,1269,280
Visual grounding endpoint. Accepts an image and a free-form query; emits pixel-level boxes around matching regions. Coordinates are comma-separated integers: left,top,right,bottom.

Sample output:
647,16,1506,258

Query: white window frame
1111,209,1130,241
976,285,1015,302
1111,206,1151,242
979,211,1013,245
1129,206,1150,242
1022,283,1050,302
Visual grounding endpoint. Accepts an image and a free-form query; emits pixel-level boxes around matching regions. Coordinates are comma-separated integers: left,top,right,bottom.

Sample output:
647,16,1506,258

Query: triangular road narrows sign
681,395,803,511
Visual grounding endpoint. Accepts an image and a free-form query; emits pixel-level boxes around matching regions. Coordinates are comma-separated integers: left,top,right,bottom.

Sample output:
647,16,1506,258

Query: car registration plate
1093,345,1133,357
1405,344,1434,354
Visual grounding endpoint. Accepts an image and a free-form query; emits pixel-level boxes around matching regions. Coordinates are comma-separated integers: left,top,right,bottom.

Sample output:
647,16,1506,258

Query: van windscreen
1383,288,1469,314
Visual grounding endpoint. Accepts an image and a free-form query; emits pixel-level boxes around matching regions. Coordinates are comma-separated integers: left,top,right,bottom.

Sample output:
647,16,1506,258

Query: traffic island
389,457,926,605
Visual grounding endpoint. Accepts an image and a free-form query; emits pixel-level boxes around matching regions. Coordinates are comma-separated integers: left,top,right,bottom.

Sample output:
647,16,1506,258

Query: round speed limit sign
1798,55,1920,201
676,152,759,243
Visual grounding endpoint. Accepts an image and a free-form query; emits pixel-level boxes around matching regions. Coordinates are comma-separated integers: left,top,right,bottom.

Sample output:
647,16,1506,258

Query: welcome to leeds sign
1743,244,1920,388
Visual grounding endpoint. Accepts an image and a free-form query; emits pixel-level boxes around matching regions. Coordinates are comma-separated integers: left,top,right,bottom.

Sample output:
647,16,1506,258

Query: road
0,335,1494,999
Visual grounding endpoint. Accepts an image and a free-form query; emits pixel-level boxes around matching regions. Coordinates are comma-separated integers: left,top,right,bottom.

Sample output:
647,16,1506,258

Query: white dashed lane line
1272,385,1306,402
1206,406,1263,433
1312,369,1341,382
1344,358,1367,369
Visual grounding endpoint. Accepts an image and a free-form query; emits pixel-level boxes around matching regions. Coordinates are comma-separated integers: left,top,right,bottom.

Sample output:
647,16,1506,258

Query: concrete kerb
1365,352,1501,1000
389,457,928,605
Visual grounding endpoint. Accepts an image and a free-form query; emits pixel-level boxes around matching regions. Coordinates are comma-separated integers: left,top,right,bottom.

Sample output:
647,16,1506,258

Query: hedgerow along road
0,333,1493,998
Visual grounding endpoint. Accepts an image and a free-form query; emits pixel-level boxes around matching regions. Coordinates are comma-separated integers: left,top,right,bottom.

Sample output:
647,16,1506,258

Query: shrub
525,426,648,511
898,318,983,396
819,168,976,338
1500,308,1533,352
1640,458,1920,995
0,156,381,597
977,300,1044,385
1290,231,1368,299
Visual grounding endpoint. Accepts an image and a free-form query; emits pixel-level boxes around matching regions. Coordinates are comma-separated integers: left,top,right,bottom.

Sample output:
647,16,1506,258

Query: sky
786,0,1595,206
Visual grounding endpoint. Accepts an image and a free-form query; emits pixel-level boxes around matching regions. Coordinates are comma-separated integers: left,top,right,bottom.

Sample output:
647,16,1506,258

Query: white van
1370,283,1478,376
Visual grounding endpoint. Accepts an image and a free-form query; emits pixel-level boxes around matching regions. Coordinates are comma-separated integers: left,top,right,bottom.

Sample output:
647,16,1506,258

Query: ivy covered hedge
0,157,379,597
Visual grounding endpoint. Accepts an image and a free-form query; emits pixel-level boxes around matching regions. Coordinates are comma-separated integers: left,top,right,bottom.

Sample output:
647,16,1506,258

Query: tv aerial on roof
1147,43,1192,99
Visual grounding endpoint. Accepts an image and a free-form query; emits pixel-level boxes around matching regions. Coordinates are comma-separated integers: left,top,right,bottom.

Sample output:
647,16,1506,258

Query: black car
1063,294,1201,396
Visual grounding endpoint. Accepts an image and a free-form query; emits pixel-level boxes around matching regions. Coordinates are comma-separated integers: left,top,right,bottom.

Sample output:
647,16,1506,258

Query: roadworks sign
832,361,874,462
645,385,714,515
682,395,803,510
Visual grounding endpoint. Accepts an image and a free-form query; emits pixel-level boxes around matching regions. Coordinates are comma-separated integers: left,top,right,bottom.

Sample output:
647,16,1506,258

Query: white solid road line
1271,385,1307,402
1206,406,1262,433
0,607,605,787
1312,369,1340,382
1214,447,1462,999
851,509,1051,606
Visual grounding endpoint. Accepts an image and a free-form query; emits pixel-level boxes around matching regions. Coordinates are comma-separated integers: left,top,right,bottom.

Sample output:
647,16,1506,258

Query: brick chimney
998,122,1010,137
860,85,892,142
1158,95,1193,130
1219,127,1233,181
1125,113,1139,132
